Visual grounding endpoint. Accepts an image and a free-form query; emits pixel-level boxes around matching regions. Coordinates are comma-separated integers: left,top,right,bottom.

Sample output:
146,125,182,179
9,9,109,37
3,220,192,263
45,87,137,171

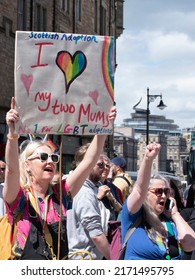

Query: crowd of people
0,97,195,260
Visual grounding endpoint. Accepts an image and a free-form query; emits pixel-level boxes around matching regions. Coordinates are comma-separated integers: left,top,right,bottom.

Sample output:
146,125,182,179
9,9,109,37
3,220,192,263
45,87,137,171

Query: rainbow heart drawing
56,50,87,94
102,36,115,101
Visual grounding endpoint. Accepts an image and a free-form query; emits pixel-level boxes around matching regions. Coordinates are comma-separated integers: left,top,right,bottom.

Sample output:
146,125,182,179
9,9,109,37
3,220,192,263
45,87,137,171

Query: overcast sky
114,0,195,129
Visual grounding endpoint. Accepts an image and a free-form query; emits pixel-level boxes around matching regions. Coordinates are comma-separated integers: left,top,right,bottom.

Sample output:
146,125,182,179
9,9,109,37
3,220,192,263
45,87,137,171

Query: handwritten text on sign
14,31,115,135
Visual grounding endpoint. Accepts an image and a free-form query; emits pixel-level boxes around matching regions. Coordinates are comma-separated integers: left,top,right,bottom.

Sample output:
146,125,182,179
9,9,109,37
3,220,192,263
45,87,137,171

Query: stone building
114,105,188,179
113,130,138,172
138,133,167,173
0,0,124,173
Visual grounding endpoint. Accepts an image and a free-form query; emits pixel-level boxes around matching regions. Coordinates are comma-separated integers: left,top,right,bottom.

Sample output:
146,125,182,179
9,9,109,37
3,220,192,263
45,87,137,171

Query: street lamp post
146,87,167,145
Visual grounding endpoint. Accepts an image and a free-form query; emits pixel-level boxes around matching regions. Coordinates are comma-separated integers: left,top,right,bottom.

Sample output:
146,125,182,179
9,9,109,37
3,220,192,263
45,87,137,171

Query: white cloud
114,0,195,129
148,32,195,61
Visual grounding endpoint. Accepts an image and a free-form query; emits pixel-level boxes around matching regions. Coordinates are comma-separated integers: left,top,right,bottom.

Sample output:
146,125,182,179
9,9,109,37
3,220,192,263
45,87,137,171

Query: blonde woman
3,97,116,260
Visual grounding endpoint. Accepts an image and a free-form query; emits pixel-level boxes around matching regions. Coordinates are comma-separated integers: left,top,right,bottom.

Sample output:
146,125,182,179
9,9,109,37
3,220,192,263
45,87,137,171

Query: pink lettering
64,124,73,133
18,125,31,134
52,100,76,115
31,42,53,68
41,126,53,133
34,92,51,111
78,104,109,126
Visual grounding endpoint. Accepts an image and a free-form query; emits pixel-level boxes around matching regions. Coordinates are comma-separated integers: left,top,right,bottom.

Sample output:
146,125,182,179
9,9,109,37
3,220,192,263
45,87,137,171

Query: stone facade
0,0,124,169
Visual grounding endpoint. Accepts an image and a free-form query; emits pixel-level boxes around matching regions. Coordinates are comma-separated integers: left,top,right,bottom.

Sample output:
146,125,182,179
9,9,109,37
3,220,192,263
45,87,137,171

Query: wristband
7,134,19,140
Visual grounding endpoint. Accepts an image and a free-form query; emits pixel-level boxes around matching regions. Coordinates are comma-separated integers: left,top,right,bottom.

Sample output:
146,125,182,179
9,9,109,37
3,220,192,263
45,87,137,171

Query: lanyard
28,190,49,234
27,189,56,259
162,237,171,260
35,195,48,233
162,220,174,260
163,220,182,260
165,221,174,237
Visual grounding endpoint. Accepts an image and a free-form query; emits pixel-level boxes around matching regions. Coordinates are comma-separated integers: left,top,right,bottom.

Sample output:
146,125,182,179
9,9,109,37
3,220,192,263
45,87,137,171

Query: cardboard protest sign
14,31,115,135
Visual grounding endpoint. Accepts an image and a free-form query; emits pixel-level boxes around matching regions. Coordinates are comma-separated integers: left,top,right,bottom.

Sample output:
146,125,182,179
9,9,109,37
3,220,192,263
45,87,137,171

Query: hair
186,182,195,208
51,170,61,186
111,156,127,172
19,140,53,188
0,160,5,165
142,174,170,241
102,153,110,163
0,160,6,183
71,142,90,170
169,178,184,211
109,162,117,179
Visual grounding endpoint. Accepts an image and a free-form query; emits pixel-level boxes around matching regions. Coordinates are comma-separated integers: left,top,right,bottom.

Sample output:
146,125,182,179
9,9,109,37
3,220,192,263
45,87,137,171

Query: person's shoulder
113,173,131,186
180,208,194,220
112,176,125,187
123,173,134,186
124,173,133,181
114,173,126,179
75,182,96,199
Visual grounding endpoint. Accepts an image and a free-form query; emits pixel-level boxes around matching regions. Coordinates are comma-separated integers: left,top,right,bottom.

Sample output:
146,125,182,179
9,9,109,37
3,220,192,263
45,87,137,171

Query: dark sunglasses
0,167,5,171
149,188,170,197
28,152,59,163
96,162,105,169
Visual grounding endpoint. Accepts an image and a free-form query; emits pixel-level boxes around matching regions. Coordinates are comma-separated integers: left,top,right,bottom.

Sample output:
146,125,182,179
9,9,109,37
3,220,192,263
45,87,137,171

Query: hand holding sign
6,97,19,134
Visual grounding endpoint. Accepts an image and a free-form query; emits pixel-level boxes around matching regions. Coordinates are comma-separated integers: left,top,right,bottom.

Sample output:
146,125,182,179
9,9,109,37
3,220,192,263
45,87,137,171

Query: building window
60,0,65,10
75,0,82,22
114,145,118,155
17,0,26,30
94,0,98,33
42,7,47,30
100,4,106,35
60,0,69,13
36,4,47,31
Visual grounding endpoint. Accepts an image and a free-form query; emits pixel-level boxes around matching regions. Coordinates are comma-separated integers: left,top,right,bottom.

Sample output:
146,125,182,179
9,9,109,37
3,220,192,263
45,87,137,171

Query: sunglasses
96,162,105,169
28,152,59,163
149,188,170,197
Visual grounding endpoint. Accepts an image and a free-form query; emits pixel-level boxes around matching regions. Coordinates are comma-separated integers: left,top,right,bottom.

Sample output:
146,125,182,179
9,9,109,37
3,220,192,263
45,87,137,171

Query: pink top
5,180,69,253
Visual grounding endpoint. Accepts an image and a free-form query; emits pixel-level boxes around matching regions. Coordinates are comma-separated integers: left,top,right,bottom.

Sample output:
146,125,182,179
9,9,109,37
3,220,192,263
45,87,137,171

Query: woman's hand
164,197,177,218
6,97,19,133
145,143,161,161
97,185,110,200
169,197,179,217
108,105,117,122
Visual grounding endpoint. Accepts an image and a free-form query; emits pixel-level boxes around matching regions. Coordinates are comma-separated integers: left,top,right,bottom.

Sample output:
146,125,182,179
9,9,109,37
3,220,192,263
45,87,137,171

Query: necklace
162,237,171,260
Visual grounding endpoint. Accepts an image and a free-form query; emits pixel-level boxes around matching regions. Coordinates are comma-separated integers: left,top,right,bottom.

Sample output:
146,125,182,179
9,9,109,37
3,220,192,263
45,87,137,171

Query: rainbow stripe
47,139,57,152
155,234,166,253
102,36,115,101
